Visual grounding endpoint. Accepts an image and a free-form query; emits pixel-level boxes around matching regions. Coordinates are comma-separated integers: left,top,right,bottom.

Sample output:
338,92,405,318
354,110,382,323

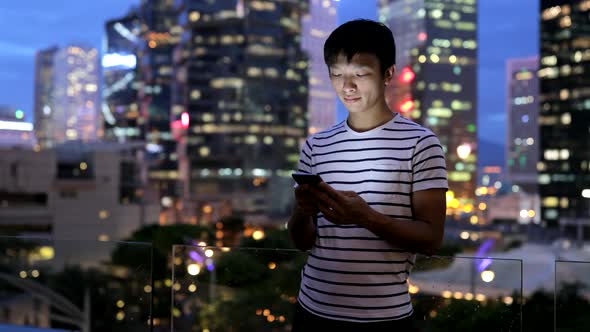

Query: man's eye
356,73,368,77
331,73,342,77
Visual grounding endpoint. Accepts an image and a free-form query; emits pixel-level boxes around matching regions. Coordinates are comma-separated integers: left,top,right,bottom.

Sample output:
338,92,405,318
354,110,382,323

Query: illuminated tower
34,46,58,149
539,1,590,226
51,45,101,144
506,56,539,195
379,0,478,208
302,0,338,134
102,12,142,142
174,0,309,224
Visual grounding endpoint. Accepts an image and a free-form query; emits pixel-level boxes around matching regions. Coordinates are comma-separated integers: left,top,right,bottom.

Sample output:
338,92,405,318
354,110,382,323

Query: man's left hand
310,182,373,225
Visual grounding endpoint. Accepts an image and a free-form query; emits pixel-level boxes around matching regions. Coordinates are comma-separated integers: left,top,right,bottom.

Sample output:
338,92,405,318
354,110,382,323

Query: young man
288,19,448,331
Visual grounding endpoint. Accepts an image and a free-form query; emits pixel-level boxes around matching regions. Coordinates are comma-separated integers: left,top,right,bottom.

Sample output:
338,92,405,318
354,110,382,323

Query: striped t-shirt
295,113,448,322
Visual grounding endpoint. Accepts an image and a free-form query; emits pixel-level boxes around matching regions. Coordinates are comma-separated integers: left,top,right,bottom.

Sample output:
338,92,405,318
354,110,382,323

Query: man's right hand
294,184,319,217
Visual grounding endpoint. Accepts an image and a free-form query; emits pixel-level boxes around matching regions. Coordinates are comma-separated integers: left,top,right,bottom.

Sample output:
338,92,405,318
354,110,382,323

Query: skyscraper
102,12,143,142
137,0,182,200
506,56,539,194
379,0,478,209
302,0,338,134
539,1,590,226
174,0,309,224
33,46,58,149
34,45,101,147
53,46,101,143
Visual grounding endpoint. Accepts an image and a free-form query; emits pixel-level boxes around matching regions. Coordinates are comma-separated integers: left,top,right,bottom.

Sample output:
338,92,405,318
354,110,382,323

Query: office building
102,12,143,142
539,0,590,226
174,0,309,224
379,0,478,208
506,56,539,195
33,46,58,149
136,0,182,201
302,0,338,134
34,45,101,147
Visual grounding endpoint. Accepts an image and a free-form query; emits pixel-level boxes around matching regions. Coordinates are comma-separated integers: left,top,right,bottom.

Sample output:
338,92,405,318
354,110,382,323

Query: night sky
0,0,538,164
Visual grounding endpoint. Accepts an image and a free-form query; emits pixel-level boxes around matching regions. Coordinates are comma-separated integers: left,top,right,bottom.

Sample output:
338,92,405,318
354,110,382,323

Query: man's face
328,53,394,114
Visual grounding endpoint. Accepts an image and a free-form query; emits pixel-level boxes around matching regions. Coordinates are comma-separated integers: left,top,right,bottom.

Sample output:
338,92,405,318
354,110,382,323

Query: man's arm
361,188,446,256
312,183,446,256
288,207,317,251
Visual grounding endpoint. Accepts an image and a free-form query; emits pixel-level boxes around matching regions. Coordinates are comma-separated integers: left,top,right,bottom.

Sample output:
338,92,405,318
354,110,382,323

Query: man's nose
342,77,356,93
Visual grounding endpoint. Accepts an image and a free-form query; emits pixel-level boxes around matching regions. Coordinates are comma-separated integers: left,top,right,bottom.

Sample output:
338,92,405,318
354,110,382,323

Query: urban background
0,0,589,331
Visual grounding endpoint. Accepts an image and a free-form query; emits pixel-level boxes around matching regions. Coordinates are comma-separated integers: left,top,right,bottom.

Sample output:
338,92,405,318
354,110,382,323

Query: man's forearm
288,208,317,251
360,209,443,256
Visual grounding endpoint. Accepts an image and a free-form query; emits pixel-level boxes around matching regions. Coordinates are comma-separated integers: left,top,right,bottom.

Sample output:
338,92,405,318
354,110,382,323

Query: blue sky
0,0,538,154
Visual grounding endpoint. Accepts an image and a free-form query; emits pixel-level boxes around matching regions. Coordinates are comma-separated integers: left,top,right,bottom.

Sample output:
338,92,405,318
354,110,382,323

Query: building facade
102,12,143,142
379,0,478,209
539,0,590,226
0,106,36,149
301,0,338,134
506,56,539,195
136,0,183,202
0,143,159,240
34,45,101,147
33,46,58,149
173,0,309,224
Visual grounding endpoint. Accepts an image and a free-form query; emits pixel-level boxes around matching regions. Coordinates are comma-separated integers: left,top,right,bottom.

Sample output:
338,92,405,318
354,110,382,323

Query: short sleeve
297,137,314,174
411,132,448,192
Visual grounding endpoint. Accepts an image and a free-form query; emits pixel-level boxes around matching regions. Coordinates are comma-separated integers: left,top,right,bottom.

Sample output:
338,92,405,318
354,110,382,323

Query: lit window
539,174,551,184
560,89,569,100
430,9,443,19
245,135,258,144
560,149,570,160
541,55,557,66
189,11,201,22
544,149,559,160
190,90,201,100
199,147,210,157
542,6,561,20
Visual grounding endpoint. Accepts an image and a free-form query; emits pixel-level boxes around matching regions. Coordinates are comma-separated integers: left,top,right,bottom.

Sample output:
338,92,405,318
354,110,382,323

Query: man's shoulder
390,115,436,137
310,121,347,140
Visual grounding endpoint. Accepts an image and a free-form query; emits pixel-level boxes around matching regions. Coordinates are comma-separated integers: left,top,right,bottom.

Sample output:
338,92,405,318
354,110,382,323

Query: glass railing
171,246,304,332
555,259,590,331
410,255,522,331
0,236,153,331
171,245,523,332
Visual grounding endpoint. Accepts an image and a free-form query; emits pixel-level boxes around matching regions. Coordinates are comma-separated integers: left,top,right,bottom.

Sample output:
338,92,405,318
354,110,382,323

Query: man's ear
384,65,395,85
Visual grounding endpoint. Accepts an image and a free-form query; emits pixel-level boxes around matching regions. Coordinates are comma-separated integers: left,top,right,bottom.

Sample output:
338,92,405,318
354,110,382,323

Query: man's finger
318,182,344,202
313,190,339,211
318,203,337,221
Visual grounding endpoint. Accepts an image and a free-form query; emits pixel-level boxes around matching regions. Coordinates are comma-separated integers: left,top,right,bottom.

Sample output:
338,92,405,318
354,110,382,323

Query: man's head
324,19,396,77
324,20,396,115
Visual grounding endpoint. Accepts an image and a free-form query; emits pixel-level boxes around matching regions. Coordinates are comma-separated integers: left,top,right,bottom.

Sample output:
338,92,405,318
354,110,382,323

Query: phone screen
291,173,323,185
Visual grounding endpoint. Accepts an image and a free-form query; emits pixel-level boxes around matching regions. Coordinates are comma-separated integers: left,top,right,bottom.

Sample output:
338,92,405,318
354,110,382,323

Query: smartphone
291,173,323,186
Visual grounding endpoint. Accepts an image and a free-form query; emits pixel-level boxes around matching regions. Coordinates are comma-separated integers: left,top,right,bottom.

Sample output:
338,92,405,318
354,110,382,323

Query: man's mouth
343,96,361,103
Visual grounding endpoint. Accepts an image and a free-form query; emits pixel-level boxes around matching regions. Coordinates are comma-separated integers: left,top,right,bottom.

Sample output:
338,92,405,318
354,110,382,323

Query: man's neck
347,102,395,132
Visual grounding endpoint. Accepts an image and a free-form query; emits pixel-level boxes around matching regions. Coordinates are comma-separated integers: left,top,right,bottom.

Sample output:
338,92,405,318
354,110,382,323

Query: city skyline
0,0,537,156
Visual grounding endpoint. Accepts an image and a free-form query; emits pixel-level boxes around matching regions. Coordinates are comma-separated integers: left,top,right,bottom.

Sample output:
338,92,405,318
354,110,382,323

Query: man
288,19,448,331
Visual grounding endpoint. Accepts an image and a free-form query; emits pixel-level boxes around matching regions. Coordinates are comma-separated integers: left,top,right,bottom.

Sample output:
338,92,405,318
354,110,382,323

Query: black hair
324,19,396,75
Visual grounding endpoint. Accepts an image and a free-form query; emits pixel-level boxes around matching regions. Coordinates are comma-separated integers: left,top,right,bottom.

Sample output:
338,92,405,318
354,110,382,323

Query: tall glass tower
174,0,309,224
539,0,590,227
379,0,478,211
